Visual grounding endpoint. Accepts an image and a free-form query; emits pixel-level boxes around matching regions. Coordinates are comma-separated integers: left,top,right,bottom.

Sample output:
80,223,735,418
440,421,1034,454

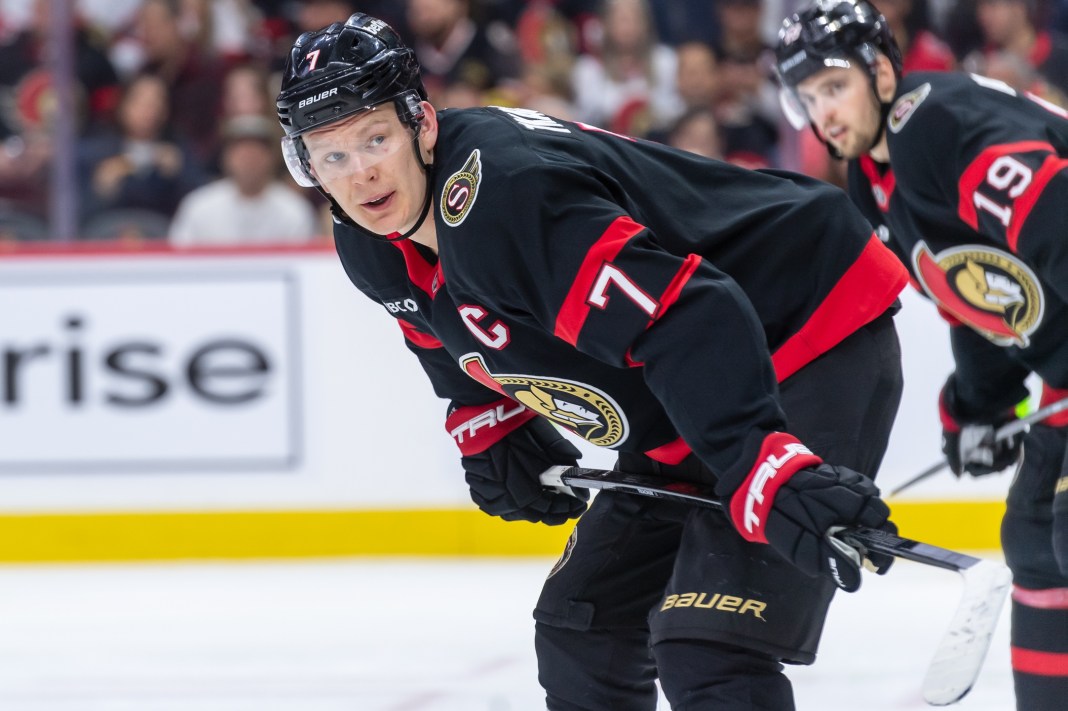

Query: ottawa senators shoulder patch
441,149,482,227
888,82,931,134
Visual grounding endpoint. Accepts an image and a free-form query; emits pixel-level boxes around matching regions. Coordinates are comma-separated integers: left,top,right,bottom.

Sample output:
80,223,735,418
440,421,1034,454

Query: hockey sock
1010,586,1068,710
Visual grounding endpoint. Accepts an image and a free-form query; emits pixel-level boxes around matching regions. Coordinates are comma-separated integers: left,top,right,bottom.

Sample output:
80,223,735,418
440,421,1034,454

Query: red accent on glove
938,386,962,433
729,432,824,543
445,398,537,456
1041,384,1068,427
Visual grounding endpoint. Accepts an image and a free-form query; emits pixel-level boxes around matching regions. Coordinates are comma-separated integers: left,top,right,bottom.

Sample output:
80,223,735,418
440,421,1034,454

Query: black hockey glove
939,376,1023,478
446,398,587,525
728,433,895,593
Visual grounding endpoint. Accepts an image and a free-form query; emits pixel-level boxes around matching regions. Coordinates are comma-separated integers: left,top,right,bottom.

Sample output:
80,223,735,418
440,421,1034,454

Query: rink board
0,499,1005,562
0,245,1013,561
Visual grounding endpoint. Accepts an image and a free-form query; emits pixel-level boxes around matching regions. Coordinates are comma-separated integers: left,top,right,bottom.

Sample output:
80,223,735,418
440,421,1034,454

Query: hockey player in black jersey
776,2,1068,708
277,13,908,710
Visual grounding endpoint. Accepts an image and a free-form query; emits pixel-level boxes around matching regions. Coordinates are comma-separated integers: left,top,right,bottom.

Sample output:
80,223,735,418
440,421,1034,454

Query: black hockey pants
534,311,903,710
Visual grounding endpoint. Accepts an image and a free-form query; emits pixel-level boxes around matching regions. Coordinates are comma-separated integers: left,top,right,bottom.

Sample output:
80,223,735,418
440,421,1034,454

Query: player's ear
874,54,898,103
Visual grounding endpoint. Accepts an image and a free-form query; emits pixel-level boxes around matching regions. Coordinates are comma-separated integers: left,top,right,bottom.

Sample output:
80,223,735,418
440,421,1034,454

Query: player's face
303,104,428,235
795,65,883,159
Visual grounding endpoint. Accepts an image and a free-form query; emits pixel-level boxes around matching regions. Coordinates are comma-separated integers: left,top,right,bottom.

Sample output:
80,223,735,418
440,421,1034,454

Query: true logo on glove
730,432,823,544
445,397,535,455
743,442,815,535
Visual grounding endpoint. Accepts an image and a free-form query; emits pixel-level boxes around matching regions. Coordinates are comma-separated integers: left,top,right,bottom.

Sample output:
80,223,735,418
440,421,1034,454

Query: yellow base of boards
0,499,1006,563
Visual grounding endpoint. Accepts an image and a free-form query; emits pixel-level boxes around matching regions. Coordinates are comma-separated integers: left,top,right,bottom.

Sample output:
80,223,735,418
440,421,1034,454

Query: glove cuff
446,398,536,455
1041,384,1068,427
729,432,823,544
938,385,962,434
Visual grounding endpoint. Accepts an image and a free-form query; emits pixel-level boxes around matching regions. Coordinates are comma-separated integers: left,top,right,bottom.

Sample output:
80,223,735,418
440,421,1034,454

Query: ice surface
0,556,1014,709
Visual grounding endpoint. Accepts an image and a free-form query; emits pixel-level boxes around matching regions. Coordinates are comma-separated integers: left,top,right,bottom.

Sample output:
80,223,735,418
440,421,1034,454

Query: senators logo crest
441,149,481,227
913,242,1044,347
888,82,931,134
459,353,628,447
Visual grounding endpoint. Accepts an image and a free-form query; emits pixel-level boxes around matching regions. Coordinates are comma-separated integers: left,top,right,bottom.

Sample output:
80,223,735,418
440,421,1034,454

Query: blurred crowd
3,0,1068,245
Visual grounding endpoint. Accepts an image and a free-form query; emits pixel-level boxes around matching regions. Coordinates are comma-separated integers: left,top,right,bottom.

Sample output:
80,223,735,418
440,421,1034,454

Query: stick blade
921,560,1012,706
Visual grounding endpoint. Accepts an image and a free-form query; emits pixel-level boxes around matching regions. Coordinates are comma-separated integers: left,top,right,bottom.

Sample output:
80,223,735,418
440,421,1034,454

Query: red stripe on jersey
644,436,693,465
1006,154,1068,252
397,319,443,349
1013,585,1068,608
393,240,441,297
859,156,895,212
772,235,907,382
554,216,645,345
957,140,1053,230
1040,385,1068,427
1012,647,1068,676
657,253,701,317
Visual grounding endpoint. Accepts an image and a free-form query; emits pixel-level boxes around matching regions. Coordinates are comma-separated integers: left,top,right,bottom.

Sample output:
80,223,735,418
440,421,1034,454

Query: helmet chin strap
331,136,436,242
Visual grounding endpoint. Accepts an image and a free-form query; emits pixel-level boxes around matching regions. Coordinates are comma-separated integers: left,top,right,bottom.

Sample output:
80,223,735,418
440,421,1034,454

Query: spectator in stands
942,0,985,59
169,114,319,246
876,0,956,72
180,0,265,64
570,0,684,136
220,62,275,122
972,0,1068,96
406,0,521,106
508,2,580,118
0,0,121,221
648,0,720,47
77,72,206,229
965,47,1068,106
293,0,360,34
672,38,769,168
675,40,719,110
665,106,723,159
0,0,120,139
127,0,228,163
709,0,780,167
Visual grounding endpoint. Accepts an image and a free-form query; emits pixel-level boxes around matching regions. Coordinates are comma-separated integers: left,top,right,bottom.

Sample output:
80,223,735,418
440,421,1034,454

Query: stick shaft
541,466,982,573
889,395,1068,497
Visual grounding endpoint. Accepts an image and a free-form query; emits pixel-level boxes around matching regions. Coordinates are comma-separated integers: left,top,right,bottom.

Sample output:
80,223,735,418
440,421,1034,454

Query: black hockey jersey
337,106,906,496
848,72,1068,412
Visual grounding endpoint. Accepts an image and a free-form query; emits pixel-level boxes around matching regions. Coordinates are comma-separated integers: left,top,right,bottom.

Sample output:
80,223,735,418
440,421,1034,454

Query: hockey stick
888,395,1068,497
541,465,1012,707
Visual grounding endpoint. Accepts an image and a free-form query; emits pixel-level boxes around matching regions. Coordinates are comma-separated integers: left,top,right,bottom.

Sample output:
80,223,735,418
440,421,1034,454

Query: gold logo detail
914,243,1044,347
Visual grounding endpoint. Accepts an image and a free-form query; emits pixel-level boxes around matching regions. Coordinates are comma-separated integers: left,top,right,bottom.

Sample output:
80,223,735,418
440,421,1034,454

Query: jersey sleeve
948,324,1032,416
894,76,1068,304
461,164,787,494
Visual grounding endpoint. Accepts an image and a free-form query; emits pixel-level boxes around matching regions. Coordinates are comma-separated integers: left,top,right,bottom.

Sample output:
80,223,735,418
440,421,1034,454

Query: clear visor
282,110,418,188
777,56,856,131
778,88,810,131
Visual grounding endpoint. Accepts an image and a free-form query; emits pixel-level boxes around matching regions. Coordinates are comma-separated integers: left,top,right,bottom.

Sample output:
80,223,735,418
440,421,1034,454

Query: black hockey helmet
275,13,434,241
774,0,903,130
276,12,428,187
